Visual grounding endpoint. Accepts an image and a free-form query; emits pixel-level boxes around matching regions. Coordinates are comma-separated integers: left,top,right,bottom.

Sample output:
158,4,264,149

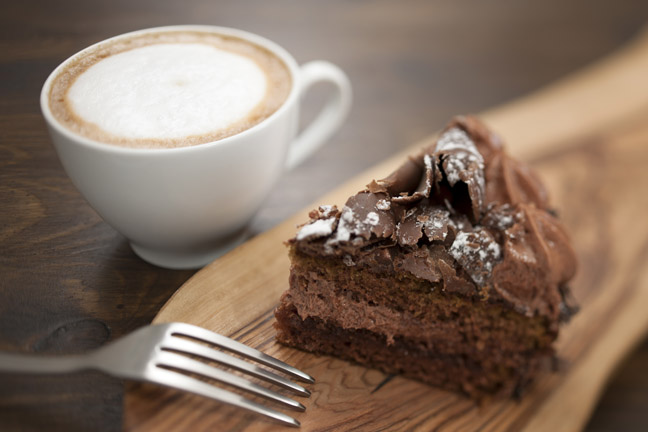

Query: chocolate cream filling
284,259,554,354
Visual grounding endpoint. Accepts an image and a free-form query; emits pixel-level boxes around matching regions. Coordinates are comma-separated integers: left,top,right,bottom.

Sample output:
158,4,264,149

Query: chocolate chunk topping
448,227,501,287
291,115,578,320
396,205,461,246
324,192,395,247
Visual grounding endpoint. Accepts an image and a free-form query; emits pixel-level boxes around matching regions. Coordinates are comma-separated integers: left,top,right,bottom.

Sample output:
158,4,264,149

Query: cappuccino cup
41,25,351,269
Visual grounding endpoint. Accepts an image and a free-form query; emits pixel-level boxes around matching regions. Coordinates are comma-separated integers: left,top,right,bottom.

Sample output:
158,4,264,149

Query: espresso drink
48,30,292,149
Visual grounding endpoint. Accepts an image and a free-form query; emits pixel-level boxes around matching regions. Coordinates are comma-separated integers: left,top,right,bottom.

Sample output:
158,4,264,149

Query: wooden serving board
124,28,648,431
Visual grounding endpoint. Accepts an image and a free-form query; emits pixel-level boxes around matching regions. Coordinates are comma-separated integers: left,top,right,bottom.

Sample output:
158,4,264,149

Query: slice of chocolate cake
274,116,578,399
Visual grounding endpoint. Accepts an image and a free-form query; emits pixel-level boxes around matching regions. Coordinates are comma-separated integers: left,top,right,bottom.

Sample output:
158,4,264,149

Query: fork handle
0,352,90,374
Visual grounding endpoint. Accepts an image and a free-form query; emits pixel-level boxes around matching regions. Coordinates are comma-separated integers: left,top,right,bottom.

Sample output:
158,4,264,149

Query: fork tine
156,351,305,411
167,323,315,383
162,336,310,397
145,367,300,428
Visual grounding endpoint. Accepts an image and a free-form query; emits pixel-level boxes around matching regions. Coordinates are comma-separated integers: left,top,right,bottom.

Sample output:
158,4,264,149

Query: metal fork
0,322,314,427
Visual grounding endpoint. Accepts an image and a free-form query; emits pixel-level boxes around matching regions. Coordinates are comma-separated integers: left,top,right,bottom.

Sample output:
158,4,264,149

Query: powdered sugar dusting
436,128,477,154
483,204,523,234
376,199,391,211
435,127,486,217
437,128,484,185
329,207,355,243
423,154,433,190
319,205,335,218
445,152,481,184
296,217,336,241
421,208,452,241
498,213,514,228
364,211,380,226
449,228,501,286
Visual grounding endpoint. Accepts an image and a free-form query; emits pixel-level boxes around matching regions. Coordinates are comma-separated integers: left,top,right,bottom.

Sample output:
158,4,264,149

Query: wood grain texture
2,1,648,431
123,27,648,432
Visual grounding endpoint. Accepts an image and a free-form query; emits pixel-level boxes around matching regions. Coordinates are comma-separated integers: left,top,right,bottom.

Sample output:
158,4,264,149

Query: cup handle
285,61,352,170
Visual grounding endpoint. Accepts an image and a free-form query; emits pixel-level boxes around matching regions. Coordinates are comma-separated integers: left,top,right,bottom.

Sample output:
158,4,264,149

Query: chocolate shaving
396,204,455,246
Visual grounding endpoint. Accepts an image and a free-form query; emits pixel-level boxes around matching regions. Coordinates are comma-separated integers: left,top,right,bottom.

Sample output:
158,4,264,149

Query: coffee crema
48,30,292,149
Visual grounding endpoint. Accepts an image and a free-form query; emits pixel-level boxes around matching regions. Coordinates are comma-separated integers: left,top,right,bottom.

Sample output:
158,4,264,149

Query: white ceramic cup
40,25,352,269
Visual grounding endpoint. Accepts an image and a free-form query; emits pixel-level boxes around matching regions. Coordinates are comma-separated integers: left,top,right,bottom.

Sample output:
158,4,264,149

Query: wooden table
1,1,647,430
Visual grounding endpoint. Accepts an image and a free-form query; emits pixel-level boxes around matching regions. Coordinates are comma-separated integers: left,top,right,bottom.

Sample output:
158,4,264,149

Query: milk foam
67,43,268,140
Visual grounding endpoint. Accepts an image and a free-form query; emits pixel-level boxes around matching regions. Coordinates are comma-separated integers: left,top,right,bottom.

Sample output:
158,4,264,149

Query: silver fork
0,322,313,427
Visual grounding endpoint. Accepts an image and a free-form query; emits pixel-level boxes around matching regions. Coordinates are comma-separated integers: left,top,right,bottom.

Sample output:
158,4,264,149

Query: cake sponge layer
275,301,549,399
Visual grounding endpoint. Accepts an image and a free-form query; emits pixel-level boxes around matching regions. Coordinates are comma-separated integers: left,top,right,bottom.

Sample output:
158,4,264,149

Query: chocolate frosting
291,116,577,321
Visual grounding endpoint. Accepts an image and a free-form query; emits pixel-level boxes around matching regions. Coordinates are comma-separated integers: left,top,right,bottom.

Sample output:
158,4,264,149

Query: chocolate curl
434,127,486,222
368,155,424,197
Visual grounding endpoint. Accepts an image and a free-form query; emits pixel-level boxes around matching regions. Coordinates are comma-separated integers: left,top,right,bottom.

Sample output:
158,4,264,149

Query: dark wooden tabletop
1,1,647,431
